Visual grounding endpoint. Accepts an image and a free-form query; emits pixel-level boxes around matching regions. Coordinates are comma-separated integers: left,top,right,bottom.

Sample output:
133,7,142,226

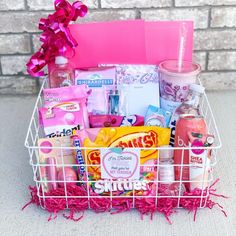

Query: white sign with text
101,148,140,180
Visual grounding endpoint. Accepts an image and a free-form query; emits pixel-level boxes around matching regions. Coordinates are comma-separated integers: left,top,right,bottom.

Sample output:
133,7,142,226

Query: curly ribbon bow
26,0,88,77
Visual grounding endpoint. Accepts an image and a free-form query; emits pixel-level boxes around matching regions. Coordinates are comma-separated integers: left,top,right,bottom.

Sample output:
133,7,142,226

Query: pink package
75,67,116,114
89,115,144,128
39,85,90,138
43,85,89,107
39,100,89,138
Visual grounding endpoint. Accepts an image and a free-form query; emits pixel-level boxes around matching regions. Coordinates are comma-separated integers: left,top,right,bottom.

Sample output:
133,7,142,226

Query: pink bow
26,0,88,77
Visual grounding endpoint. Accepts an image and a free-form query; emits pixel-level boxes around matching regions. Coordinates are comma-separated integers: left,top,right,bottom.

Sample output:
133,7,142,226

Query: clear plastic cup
159,60,201,112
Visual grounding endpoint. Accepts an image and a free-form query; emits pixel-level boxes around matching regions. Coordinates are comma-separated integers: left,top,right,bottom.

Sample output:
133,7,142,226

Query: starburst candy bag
74,126,170,196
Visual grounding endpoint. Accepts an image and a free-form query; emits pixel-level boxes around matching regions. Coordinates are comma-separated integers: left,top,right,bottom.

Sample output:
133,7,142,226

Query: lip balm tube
46,157,57,191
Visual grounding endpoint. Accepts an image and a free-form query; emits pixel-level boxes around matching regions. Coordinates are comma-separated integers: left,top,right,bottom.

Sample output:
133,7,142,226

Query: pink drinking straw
178,22,187,72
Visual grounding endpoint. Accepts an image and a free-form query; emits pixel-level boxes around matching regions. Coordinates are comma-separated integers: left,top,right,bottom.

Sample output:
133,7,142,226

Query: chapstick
46,157,58,191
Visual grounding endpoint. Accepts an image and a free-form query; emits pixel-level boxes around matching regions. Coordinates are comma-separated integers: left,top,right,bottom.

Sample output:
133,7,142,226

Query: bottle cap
159,145,174,159
55,56,68,65
109,90,119,95
206,136,214,146
189,84,205,94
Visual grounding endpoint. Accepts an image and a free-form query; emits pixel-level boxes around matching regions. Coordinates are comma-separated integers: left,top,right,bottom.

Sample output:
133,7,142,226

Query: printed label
58,102,80,112
101,148,140,180
94,179,148,194
160,97,181,113
45,124,80,138
73,138,85,175
77,74,113,88
110,131,157,148
169,114,178,146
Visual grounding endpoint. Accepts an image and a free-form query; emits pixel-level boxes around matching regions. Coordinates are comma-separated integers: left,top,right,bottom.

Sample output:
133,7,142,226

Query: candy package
71,135,86,181
75,67,116,114
38,136,76,193
74,126,170,196
43,85,89,107
101,64,160,116
145,105,172,128
39,85,89,138
89,114,144,128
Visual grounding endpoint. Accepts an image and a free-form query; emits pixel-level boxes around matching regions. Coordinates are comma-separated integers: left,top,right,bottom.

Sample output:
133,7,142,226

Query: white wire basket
24,78,222,210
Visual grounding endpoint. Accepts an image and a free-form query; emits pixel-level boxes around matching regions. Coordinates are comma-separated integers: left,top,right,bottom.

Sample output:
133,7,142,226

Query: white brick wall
193,52,207,70
211,7,236,27
175,0,236,7
141,8,209,29
208,52,236,70
0,1,25,10
101,0,172,8
0,0,235,94
27,0,98,10
194,30,236,50
78,10,136,23
0,35,31,54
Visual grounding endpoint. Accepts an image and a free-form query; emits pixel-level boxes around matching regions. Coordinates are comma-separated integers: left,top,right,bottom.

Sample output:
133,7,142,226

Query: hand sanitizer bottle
49,56,74,88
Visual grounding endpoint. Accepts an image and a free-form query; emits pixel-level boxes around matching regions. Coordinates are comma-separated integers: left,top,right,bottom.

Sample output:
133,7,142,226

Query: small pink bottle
158,146,175,191
49,56,74,88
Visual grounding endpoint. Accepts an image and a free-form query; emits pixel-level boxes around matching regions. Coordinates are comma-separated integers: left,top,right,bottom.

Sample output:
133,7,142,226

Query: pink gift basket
24,1,226,222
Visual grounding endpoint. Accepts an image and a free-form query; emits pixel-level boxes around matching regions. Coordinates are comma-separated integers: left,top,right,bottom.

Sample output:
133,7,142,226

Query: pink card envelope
68,20,193,68
145,21,193,64
69,20,147,68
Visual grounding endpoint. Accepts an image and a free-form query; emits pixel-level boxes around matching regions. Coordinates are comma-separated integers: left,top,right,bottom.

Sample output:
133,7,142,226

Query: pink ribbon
26,0,88,77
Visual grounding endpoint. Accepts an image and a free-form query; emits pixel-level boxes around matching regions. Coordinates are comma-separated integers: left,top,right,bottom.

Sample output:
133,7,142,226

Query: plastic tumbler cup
159,60,201,112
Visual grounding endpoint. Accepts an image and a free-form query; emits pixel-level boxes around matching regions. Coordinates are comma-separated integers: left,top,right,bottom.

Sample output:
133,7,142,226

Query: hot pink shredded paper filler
22,179,227,223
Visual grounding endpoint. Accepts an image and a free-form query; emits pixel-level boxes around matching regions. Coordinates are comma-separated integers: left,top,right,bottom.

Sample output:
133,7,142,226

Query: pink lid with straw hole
159,60,201,77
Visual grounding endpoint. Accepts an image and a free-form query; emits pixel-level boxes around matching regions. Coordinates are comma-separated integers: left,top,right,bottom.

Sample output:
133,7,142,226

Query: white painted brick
175,0,236,7
193,51,207,70
194,30,236,50
141,8,208,29
0,12,49,33
0,77,38,94
32,35,41,52
101,0,172,8
1,56,29,75
200,72,236,90
27,0,98,10
211,7,236,28
0,35,31,54
208,51,236,70
0,0,25,10
78,10,136,23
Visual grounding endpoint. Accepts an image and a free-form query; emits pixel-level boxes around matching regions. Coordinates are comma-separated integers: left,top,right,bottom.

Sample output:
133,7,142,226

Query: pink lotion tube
46,157,58,191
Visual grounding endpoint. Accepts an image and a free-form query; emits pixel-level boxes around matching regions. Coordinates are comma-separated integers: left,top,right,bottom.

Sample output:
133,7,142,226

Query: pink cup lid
159,60,201,77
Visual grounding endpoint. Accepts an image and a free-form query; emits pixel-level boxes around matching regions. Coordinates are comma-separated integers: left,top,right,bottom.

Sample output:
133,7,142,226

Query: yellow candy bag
75,126,170,180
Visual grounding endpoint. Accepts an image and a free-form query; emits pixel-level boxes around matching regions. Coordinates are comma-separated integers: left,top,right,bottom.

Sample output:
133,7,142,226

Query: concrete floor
0,91,235,236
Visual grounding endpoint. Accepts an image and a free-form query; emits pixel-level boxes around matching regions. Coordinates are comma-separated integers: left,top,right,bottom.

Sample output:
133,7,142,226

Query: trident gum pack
39,85,90,138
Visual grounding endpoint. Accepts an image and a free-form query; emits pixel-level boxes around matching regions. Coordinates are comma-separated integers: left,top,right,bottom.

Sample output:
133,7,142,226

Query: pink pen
46,157,58,191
